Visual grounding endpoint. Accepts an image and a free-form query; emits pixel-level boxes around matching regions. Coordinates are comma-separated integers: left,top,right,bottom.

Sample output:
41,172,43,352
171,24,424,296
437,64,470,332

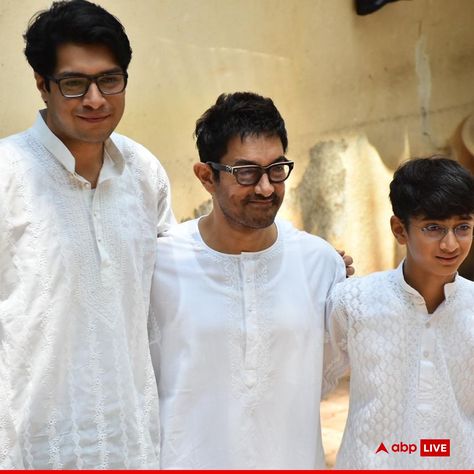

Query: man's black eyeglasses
207,160,294,186
47,72,128,98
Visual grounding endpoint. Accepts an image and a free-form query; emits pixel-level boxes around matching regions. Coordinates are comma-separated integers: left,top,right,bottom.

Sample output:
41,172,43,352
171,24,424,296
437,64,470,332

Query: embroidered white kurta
0,112,175,469
324,262,474,469
149,218,346,469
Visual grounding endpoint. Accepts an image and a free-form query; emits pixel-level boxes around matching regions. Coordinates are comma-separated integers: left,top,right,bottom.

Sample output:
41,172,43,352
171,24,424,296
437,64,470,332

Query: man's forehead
414,214,474,223
54,43,120,71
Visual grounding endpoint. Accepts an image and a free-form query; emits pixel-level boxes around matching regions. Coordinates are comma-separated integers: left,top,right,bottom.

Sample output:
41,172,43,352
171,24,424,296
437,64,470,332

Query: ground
321,376,350,468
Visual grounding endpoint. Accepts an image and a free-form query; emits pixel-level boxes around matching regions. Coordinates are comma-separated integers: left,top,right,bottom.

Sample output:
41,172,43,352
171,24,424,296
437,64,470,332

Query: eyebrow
54,68,123,78
232,156,289,167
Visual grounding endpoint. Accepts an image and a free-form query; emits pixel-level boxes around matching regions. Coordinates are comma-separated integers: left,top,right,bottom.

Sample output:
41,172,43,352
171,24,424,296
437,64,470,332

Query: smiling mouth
436,255,459,263
249,199,274,204
78,115,110,122
246,194,279,205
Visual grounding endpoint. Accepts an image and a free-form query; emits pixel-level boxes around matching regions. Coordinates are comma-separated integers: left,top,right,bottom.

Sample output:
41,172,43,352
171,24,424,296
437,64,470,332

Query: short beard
219,193,283,230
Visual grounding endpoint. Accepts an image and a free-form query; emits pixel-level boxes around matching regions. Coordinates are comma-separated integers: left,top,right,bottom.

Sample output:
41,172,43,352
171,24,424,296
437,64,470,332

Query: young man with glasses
0,0,173,469
149,92,347,469
324,157,474,469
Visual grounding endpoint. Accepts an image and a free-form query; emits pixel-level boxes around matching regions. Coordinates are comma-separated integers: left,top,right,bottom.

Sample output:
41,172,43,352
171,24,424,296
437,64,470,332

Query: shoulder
278,219,344,269
110,132,153,157
154,220,200,275
110,133,166,171
157,219,198,248
277,219,347,285
278,219,339,255
0,130,30,160
0,130,34,185
330,269,395,306
456,274,474,287
110,132,170,187
455,275,474,301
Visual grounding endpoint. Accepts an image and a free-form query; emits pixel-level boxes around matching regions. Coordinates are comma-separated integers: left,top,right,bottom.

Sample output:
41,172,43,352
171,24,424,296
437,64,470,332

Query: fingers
337,249,355,277
345,265,355,277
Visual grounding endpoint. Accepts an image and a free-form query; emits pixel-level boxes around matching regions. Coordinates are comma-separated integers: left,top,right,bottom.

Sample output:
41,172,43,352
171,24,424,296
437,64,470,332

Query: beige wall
2,0,474,274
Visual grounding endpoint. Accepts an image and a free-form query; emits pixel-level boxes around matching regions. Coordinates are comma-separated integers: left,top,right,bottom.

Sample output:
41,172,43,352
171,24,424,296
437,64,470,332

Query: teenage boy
324,156,474,469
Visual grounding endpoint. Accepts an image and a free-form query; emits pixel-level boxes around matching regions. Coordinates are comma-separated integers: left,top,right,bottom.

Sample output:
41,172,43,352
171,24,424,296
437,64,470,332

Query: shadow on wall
295,140,347,243
293,136,395,276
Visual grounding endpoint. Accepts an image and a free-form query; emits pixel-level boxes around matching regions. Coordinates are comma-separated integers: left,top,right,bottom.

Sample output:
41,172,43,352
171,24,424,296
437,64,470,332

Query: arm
155,164,176,237
148,298,161,385
0,184,24,468
147,248,170,393
0,366,25,468
322,285,350,398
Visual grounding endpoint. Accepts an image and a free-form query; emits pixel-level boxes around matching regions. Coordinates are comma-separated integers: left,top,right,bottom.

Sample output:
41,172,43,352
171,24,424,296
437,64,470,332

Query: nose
254,171,275,197
82,82,107,109
439,228,460,252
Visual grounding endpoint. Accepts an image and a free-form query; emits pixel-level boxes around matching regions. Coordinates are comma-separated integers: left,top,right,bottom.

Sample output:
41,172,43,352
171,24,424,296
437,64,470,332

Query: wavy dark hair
195,92,288,174
390,156,474,224
24,0,132,89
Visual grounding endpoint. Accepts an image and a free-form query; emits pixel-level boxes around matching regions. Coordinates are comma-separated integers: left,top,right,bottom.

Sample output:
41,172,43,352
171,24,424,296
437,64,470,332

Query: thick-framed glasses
206,160,294,186
47,72,128,98
415,223,474,241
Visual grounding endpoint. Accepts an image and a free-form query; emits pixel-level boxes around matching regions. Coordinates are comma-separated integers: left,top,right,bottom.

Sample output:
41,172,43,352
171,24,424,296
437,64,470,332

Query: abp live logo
420,439,450,457
375,439,450,457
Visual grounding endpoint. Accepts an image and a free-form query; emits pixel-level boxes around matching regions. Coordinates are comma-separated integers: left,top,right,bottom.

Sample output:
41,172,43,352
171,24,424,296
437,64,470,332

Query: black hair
389,156,474,224
194,92,288,172
24,0,132,86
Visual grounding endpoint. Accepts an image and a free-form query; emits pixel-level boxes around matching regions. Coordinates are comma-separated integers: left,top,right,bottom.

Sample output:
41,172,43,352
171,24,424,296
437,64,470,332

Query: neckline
192,216,282,258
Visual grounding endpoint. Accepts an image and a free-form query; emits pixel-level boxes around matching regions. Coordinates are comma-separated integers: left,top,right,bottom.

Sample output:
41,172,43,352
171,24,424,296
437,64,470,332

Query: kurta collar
193,217,283,258
395,258,458,301
30,110,125,181
101,137,125,182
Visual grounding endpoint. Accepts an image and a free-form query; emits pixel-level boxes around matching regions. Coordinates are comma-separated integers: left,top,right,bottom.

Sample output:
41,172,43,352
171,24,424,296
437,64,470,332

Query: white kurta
324,262,474,469
149,218,346,469
0,112,175,469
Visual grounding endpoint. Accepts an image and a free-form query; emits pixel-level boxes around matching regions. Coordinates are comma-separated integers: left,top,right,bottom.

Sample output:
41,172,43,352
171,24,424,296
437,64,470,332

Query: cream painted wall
1,0,474,274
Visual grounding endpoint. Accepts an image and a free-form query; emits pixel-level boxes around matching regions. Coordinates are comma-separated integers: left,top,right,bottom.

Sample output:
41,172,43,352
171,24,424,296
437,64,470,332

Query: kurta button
244,370,257,388
423,350,429,358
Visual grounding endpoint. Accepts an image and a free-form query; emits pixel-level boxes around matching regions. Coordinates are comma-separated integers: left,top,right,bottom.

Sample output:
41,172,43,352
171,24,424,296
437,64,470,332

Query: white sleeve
322,284,350,397
155,163,176,237
148,269,162,385
0,368,25,468
0,182,24,468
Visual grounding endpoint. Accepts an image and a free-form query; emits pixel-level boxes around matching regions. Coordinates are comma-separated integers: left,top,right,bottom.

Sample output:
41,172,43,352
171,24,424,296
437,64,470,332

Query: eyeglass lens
422,224,473,240
235,163,292,185
58,74,126,97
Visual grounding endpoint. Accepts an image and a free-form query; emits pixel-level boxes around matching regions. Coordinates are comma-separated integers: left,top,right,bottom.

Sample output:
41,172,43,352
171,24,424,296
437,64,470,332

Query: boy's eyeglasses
47,72,128,98
206,160,294,186
416,223,473,241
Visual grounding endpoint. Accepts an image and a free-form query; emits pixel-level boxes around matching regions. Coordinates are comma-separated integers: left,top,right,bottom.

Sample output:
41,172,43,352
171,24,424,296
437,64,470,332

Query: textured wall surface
1,0,474,274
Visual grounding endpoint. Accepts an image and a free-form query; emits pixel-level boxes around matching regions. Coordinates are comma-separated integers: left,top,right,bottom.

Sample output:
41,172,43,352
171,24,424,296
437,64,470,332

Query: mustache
244,193,280,204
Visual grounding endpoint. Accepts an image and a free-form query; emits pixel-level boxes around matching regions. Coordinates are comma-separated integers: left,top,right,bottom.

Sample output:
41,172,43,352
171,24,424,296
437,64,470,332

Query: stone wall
1,0,473,275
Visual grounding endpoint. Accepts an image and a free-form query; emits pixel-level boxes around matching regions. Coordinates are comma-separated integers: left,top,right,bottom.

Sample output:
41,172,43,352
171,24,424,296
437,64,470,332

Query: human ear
390,215,408,245
34,72,49,104
193,162,216,194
